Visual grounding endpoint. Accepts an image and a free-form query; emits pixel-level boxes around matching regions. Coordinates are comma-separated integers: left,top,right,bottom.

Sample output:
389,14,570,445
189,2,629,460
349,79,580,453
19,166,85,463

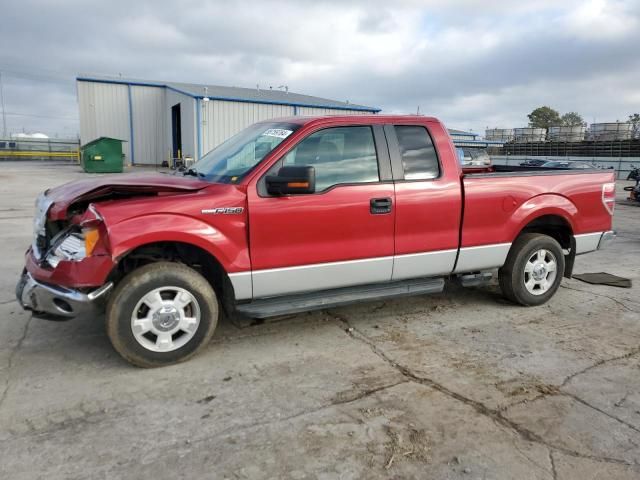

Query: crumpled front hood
45,173,209,220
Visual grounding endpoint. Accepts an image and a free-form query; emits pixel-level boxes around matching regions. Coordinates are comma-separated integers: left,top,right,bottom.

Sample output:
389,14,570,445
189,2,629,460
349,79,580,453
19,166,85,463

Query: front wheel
499,233,565,306
106,262,219,368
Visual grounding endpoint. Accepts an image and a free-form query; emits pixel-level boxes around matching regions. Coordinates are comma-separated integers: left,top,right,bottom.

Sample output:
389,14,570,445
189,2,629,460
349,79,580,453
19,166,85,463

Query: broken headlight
46,227,102,268
45,204,103,268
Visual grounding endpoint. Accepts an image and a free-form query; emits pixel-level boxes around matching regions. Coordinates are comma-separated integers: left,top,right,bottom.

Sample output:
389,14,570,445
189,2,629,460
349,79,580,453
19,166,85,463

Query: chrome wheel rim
523,249,557,296
131,286,201,352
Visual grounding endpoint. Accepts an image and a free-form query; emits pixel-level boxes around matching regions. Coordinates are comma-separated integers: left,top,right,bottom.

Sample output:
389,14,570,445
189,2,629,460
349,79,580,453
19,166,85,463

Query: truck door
247,125,395,298
384,122,463,280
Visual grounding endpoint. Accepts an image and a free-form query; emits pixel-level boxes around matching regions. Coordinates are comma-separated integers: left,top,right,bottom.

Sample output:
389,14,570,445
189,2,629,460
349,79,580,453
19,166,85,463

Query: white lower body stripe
228,271,252,301
392,249,458,281
229,242,516,301
574,232,604,254
454,243,512,273
252,256,393,298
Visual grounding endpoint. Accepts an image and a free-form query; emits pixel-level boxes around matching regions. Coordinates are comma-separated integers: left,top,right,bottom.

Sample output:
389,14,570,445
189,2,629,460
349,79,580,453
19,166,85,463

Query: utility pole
0,71,6,139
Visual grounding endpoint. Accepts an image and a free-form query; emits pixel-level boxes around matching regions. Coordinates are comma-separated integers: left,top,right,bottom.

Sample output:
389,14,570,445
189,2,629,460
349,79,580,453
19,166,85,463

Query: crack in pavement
549,449,558,480
501,348,640,413
500,392,550,412
280,379,410,423
560,284,635,312
507,439,556,478
562,391,640,435
124,379,412,458
0,316,32,411
241,379,409,431
369,302,388,313
561,348,640,389
325,309,639,468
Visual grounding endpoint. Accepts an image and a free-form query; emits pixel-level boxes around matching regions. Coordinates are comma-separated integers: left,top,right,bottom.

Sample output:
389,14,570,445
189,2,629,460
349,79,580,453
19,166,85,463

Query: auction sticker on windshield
262,128,293,139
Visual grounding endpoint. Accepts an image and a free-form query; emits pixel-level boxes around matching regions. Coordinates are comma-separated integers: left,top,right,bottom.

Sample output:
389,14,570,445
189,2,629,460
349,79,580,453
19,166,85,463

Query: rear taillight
602,182,615,215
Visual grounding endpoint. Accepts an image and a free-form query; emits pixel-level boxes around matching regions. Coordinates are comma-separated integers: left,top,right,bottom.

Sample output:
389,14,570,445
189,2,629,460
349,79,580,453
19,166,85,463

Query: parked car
539,160,598,169
17,115,616,367
519,159,548,167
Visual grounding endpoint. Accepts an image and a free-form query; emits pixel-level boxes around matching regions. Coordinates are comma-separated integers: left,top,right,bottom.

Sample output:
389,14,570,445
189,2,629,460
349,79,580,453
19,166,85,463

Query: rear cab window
394,125,440,180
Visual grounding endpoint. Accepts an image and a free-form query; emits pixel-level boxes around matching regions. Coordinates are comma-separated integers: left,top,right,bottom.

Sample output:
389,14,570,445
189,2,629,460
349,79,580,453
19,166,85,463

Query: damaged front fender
105,213,250,273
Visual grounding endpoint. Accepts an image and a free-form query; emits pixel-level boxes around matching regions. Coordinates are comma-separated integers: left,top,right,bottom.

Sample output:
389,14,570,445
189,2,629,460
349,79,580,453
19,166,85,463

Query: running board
235,277,445,318
456,271,493,287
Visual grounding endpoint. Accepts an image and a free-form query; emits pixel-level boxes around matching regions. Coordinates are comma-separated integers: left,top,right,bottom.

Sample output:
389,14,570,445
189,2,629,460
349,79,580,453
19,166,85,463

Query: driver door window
282,126,379,191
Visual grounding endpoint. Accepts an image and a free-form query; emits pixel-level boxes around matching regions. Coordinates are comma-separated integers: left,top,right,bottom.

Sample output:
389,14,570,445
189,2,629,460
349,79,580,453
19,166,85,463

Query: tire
106,262,219,368
499,233,565,306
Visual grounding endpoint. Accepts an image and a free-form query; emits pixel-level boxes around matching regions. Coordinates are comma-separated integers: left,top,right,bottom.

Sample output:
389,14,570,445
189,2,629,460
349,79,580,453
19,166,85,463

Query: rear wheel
499,233,565,306
106,262,219,367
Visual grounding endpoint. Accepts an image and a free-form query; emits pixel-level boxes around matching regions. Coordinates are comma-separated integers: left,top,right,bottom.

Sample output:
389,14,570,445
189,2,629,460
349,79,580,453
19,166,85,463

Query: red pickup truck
17,115,616,367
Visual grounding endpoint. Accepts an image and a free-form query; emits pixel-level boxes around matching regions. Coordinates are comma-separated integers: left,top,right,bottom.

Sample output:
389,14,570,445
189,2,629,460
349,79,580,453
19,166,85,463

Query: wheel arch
105,213,248,271
108,240,237,315
512,212,576,278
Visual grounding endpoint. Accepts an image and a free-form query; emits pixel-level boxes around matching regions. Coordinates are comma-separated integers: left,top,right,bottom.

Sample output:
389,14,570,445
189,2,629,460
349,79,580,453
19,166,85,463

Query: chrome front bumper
16,271,113,320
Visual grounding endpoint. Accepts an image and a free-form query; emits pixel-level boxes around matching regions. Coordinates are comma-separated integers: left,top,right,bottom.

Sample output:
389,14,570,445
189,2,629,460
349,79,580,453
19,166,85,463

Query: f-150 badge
201,207,244,215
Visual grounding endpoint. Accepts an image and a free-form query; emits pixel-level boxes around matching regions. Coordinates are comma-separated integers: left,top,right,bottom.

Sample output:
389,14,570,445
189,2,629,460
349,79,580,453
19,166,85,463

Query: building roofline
76,76,381,112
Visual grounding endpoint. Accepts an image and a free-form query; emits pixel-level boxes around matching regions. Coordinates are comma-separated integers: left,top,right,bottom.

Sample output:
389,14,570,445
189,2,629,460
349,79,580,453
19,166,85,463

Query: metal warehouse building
76,76,380,166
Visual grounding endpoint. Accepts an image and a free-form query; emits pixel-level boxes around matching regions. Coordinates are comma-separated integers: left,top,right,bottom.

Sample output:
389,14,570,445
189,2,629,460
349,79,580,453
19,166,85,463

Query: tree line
527,106,640,137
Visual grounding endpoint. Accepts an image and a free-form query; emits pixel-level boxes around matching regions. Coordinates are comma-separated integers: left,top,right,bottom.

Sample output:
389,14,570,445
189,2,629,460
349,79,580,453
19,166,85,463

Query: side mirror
266,166,315,195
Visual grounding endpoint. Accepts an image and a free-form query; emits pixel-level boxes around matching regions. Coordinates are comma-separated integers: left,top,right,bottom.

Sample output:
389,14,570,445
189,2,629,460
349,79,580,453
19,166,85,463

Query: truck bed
459,165,615,249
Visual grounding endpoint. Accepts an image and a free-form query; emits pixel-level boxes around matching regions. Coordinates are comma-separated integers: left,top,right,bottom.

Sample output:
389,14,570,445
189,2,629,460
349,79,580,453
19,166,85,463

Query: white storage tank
485,129,514,142
589,122,632,141
548,126,586,142
513,127,547,143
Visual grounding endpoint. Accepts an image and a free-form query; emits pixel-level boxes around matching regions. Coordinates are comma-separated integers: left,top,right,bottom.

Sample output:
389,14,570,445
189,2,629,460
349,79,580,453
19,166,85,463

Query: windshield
187,122,300,183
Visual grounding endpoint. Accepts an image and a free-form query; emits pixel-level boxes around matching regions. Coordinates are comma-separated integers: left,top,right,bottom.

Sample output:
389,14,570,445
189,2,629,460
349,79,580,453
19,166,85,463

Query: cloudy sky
1,0,639,138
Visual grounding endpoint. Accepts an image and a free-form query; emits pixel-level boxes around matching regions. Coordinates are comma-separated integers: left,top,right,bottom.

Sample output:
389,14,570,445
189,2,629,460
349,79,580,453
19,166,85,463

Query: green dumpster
81,137,126,173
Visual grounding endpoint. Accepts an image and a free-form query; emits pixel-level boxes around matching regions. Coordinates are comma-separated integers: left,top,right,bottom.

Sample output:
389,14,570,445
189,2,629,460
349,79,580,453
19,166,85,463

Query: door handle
370,197,392,214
